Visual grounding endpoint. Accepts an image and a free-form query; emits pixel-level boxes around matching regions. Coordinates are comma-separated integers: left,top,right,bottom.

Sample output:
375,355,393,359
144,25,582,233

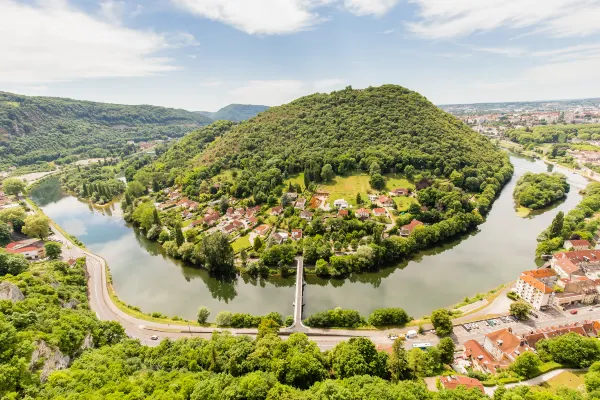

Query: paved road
43,212,600,351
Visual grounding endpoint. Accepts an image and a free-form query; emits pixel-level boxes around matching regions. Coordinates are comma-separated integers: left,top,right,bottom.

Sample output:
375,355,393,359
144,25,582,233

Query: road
483,368,587,396
43,212,600,351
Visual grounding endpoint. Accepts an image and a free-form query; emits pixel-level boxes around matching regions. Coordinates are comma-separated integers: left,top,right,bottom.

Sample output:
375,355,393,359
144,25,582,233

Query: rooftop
519,274,554,294
439,376,484,393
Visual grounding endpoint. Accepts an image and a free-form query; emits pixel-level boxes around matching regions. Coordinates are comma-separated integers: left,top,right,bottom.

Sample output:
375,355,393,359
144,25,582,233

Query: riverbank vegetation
58,160,125,205
513,172,569,211
536,182,600,257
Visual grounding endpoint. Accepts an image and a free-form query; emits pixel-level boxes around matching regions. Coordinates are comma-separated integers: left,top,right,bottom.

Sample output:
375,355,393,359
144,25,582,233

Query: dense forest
147,85,512,206
513,172,570,210
59,161,126,205
197,104,269,122
0,91,212,169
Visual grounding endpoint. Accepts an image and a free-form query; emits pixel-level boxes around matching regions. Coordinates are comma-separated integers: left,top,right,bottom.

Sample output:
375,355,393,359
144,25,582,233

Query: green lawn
394,196,418,212
319,174,372,207
231,234,251,252
284,173,305,189
536,371,586,393
384,173,414,191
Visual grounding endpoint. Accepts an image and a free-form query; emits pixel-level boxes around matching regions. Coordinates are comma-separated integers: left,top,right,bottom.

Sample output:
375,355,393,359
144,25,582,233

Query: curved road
483,368,587,396
46,212,600,351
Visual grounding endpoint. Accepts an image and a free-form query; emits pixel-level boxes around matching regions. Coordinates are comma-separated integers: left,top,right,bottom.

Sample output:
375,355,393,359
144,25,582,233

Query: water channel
29,154,589,321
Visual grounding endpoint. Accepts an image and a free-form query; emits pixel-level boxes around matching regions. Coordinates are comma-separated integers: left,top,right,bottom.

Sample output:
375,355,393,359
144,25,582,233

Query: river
29,154,589,320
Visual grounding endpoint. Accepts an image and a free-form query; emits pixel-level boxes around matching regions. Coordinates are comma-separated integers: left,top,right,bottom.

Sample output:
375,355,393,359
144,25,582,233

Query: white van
406,329,418,338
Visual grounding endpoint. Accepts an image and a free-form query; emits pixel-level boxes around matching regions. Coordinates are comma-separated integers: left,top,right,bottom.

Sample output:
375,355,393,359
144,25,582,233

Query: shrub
215,311,233,327
367,308,410,327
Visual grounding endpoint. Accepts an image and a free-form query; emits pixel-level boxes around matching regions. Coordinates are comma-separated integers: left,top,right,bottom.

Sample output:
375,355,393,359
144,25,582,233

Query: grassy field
536,371,586,393
213,169,235,183
232,234,251,252
319,174,372,207
284,173,305,189
394,196,418,212
384,174,414,191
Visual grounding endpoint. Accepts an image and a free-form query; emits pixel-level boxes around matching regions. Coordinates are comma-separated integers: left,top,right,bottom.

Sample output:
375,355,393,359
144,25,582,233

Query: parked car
570,310,578,315
151,335,159,340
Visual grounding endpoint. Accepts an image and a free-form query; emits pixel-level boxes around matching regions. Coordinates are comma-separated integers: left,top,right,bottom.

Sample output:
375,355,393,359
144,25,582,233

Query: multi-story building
514,269,557,310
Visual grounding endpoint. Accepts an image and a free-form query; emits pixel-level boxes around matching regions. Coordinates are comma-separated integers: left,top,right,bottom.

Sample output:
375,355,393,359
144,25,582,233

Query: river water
29,155,589,320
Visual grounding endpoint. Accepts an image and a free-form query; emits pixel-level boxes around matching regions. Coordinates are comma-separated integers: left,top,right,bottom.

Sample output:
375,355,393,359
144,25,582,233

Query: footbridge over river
291,257,308,332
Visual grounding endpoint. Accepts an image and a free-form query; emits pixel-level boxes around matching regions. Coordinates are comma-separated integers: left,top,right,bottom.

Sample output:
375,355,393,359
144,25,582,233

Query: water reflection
304,155,590,318
29,178,295,320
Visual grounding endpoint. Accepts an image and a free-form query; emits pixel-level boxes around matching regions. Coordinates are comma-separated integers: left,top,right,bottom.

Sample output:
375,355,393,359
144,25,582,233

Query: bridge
291,257,308,332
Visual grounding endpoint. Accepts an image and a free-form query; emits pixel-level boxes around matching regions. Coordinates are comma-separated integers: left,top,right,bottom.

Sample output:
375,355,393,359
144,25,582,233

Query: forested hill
0,91,212,168
152,85,511,203
197,104,269,122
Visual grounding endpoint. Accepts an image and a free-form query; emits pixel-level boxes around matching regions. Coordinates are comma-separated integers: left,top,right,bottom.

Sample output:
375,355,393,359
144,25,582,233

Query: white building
333,199,349,209
514,269,557,310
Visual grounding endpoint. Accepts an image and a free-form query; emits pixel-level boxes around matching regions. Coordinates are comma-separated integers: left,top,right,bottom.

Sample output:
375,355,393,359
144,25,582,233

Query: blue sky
2,0,600,110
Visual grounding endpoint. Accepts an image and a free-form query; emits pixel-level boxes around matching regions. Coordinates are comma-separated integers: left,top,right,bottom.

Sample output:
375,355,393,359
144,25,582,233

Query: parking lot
458,315,518,335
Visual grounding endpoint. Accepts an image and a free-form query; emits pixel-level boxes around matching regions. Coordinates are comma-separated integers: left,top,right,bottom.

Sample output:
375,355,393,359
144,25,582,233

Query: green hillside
155,85,511,207
196,103,269,122
0,91,212,169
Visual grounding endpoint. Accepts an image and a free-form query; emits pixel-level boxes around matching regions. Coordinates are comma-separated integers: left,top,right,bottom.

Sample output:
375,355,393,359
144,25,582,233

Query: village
154,179,422,257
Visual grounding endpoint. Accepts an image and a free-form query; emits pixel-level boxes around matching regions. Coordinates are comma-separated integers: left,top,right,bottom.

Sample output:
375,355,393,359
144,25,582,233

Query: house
291,229,303,240
355,208,371,219
158,201,177,211
333,199,349,209
247,217,258,228
4,239,45,260
400,220,423,237
309,197,322,209
272,231,289,244
483,328,534,363
181,210,193,220
377,195,394,207
368,194,378,202
551,250,600,279
438,376,484,393
524,323,590,348
300,210,313,221
271,206,284,216
254,224,270,236
464,339,508,374
222,223,237,235
285,192,299,201
390,188,410,197
338,209,349,218
554,276,599,307
373,208,387,217
203,212,221,226
295,198,307,210
245,206,261,218
514,269,557,310
564,239,591,251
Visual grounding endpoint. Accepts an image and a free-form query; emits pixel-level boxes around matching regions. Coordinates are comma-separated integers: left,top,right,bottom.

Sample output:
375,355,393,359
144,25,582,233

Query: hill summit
154,85,511,207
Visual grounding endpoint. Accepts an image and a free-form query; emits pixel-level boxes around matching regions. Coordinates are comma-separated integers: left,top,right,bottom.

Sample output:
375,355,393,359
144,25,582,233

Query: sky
2,0,600,111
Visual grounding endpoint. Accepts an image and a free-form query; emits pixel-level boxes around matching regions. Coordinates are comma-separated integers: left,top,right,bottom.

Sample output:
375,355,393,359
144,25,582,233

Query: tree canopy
513,172,569,210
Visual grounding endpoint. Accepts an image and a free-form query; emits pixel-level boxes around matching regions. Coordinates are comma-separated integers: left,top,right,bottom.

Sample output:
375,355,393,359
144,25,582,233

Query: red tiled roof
401,219,423,233
523,269,557,278
554,258,580,275
439,376,484,392
519,274,554,294
464,340,504,373
567,240,591,248
373,208,386,215
485,328,533,359
5,246,39,254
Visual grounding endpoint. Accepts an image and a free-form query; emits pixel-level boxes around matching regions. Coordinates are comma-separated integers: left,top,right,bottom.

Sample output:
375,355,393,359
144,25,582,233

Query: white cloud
229,79,345,105
407,0,600,39
474,47,526,57
99,0,125,24
171,0,399,35
0,0,185,85
381,29,396,35
343,0,400,16
199,79,223,87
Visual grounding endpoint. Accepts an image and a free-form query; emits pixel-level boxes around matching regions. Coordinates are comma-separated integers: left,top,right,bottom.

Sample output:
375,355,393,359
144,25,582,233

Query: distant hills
197,104,269,122
0,92,212,169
